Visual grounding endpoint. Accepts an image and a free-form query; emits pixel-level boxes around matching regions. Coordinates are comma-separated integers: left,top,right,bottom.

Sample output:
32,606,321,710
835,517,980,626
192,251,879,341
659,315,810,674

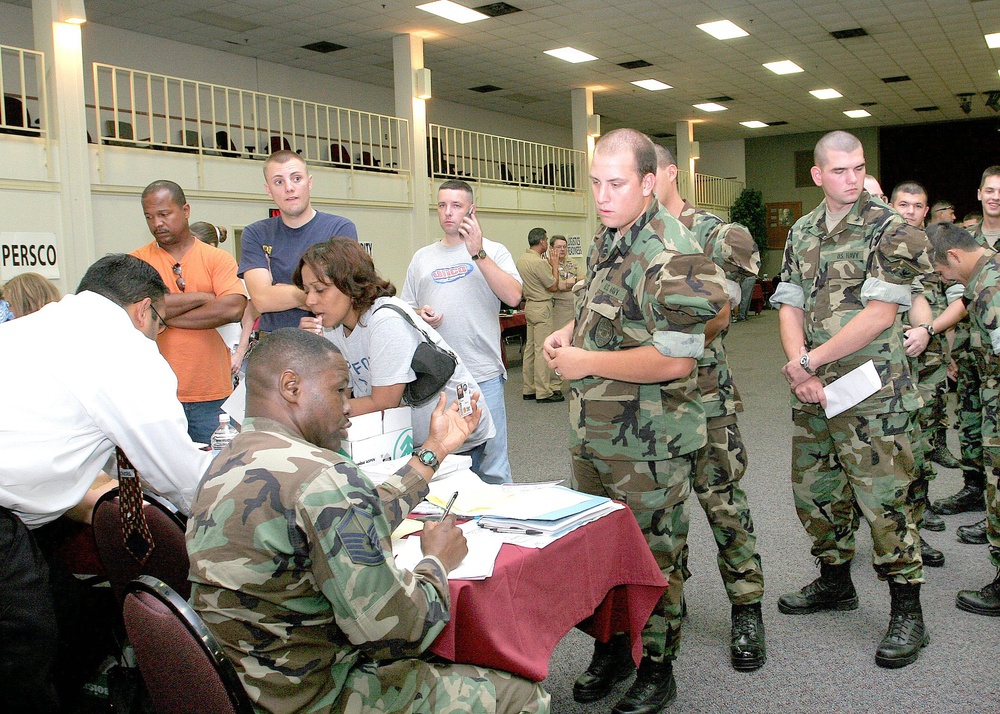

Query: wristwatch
920,323,935,337
413,447,440,471
471,249,487,260
799,352,816,375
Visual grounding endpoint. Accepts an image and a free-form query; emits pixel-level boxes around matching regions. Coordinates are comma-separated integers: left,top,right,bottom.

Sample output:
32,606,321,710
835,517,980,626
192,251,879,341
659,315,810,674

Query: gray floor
503,310,999,714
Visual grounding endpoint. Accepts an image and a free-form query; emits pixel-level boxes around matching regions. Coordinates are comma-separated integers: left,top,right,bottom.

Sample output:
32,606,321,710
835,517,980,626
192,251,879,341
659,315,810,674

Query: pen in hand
439,491,459,521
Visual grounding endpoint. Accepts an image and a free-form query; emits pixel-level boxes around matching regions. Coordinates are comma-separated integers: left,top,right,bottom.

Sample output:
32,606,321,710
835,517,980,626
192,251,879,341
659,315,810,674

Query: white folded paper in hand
823,360,882,418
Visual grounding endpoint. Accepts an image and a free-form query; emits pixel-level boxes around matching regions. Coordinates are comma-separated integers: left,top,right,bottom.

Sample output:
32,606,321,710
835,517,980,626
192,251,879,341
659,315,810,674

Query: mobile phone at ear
467,205,475,217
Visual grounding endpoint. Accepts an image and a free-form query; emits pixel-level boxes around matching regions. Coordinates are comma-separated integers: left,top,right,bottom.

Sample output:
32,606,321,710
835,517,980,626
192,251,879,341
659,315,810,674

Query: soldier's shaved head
814,131,863,168
595,128,657,180
248,328,340,391
653,143,676,170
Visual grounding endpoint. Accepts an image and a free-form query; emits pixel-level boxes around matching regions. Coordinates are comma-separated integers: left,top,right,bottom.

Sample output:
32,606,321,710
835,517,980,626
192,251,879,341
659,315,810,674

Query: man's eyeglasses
149,303,167,335
172,263,186,292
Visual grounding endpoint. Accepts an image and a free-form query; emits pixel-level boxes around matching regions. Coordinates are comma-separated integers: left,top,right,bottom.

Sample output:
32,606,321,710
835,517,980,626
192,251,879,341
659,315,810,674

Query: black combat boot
730,602,766,671
932,472,986,515
957,517,989,545
956,568,1000,616
920,536,945,567
875,582,929,668
777,561,858,614
922,507,946,532
611,657,676,714
573,633,635,703
928,430,961,470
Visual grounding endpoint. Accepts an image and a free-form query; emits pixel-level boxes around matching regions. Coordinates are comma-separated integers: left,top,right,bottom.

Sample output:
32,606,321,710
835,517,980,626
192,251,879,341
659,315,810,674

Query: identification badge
594,317,615,348
457,382,473,417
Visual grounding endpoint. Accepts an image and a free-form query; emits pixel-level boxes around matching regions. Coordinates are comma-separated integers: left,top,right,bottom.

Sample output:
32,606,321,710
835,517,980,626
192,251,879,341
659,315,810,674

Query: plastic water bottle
210,414,239,456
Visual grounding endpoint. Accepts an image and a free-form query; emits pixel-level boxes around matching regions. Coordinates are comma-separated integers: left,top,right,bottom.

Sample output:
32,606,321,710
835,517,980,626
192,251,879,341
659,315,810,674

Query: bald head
246,328,351,451
594,128,657,180
814,131,863,168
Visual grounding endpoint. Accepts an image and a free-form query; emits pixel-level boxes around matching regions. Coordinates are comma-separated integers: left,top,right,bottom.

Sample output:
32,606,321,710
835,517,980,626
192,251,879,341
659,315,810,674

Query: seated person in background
191,220,259,378
0,254,213,711
295,238,497,478
186,328,549,714
0,271,61,320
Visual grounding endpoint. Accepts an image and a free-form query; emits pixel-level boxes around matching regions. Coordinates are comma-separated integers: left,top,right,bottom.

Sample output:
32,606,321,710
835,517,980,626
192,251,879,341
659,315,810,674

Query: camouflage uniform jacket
570,200,728,461
908,270,950,375
771,190,932,416
962,249,1000,378
186,417,450,714
677,199,760,419
951,221,994,354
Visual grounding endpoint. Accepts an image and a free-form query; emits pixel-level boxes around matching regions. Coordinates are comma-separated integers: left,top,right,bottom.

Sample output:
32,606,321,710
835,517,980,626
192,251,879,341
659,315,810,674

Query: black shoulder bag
374,303,458,406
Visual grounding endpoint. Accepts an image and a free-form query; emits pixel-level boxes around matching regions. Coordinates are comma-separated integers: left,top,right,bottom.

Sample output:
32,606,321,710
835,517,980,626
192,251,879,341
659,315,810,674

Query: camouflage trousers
913,358,949,470
790,409,923,583
336,659,550,714
977,376,1000,567
571,450,693,661
957,352,984,483
691,416,764,605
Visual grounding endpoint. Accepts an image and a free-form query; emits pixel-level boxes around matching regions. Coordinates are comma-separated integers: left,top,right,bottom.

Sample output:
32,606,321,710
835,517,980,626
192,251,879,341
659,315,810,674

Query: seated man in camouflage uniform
772,131,932,669
186,328,550,714
927,221,1000,616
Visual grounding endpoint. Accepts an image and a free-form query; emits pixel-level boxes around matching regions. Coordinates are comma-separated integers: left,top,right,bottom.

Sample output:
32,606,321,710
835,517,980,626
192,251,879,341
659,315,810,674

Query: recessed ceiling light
810,88,843,99
763,60,803,75
986,32,1000,48
844,109,871,118
694,102,728,112
631,79,672,91
417,0,488,24
696,20,749,40
544,46,598,63
740,120,768,128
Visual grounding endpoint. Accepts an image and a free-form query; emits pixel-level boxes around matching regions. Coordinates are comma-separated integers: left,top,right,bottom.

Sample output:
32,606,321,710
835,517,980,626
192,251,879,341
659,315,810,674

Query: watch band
800,352,815,375
471,249,487,260
920,323,935,337
413,447,440,471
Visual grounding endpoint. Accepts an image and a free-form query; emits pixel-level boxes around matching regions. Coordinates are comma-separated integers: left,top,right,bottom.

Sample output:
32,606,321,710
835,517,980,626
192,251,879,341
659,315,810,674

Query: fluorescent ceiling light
987,32,1000,48
544,46,598,63
763,60,803,75
740,120,768,128
631,79,672,91
697,20,749,40
844,109,871,118
810,88,843,99
694,102,728,112
416,0,488,24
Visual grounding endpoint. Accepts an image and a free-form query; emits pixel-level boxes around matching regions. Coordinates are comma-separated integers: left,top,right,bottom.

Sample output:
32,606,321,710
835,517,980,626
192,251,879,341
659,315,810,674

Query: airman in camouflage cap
544,128,729,712
653,142,767,673
186,328,549,714
771,131,932,670
927,221,1000,616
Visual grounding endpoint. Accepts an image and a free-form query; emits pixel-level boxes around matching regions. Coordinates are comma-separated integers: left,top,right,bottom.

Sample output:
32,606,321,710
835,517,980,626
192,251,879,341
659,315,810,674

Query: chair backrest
92,487,190,603
269,135,291,153
123,576,255,714
330,143,351,164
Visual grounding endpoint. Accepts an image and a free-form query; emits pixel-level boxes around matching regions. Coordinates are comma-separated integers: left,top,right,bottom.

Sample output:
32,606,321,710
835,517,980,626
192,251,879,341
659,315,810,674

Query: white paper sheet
393,520,503,580
823,360,882,418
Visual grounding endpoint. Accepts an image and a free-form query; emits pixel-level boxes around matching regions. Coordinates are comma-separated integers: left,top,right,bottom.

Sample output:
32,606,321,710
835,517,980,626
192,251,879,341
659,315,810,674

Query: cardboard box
341,407,413,466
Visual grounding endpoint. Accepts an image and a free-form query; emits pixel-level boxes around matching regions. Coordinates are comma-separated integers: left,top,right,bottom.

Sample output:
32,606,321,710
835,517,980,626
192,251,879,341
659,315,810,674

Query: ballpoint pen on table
478,523,544,536
439,491,459,521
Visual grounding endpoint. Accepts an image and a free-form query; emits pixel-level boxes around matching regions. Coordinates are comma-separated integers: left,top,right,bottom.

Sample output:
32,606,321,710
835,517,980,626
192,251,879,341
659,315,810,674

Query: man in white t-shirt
402,180,522,484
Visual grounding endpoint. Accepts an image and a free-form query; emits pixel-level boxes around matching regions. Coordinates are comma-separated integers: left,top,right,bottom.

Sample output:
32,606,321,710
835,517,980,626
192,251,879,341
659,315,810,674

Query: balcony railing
0,44,45,138
90,63,409,174
678,169,744,215
428,124,585,192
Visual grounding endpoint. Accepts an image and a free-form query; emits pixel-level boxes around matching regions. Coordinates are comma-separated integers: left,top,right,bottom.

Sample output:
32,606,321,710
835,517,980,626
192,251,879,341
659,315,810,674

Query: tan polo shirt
515,248,557,303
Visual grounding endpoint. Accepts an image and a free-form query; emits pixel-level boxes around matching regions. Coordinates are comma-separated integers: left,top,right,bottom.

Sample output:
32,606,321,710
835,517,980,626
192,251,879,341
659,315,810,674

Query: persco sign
0,233,60,280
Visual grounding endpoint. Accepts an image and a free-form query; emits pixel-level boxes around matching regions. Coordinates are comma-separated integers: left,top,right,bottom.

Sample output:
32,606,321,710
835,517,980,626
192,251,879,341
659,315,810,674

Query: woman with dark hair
294,238,496,478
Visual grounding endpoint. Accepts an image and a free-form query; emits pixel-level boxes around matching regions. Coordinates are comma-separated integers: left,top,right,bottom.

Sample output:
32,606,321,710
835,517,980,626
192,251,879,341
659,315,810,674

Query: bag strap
374,302,457,360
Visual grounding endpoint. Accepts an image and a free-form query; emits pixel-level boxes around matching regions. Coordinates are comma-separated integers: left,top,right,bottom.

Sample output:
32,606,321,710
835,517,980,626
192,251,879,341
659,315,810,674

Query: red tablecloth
428,507,666,682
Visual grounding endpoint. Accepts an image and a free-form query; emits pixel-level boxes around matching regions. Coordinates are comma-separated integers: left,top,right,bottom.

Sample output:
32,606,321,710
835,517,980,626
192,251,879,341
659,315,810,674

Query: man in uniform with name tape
544,128,729,713
771,130,932,669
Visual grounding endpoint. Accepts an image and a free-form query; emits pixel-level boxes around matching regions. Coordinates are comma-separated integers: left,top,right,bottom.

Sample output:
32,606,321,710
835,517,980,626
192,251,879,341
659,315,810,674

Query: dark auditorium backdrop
880,118,1000,221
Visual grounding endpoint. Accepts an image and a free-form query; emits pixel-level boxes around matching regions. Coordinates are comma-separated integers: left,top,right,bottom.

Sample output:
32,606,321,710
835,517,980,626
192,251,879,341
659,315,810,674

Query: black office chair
123,576,255,714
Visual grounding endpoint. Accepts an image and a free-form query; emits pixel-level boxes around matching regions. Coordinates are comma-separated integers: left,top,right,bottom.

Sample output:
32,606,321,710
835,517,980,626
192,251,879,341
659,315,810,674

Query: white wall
697,139,746,183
